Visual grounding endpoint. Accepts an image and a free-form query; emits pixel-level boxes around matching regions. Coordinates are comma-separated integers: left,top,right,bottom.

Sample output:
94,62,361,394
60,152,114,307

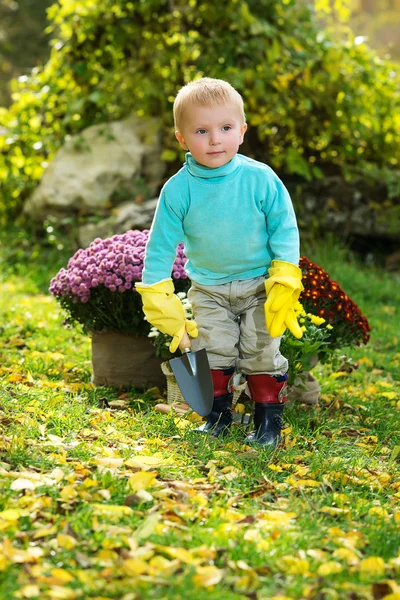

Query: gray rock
24,115,164,218
77,198,158,247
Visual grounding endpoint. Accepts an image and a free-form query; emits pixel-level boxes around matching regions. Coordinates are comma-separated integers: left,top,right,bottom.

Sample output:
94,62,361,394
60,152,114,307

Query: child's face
175,102,247,169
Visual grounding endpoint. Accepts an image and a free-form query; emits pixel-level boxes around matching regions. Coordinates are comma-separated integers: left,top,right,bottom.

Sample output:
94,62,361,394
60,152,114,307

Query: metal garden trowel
169,348,214,416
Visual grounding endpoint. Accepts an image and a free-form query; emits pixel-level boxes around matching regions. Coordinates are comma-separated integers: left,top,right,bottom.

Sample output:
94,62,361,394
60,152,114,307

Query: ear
175,131,189,151
239,123,247,145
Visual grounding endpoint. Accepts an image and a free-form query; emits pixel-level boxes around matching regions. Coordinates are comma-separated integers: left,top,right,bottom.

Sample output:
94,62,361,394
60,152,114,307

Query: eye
196,128,207,135
222,125,232,131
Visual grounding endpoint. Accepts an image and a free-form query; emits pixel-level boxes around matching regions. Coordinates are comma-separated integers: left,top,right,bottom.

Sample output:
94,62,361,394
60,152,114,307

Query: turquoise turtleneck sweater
141,153,300,286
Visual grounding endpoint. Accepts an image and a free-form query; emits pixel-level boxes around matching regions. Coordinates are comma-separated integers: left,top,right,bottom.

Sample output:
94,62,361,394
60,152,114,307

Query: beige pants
188,276,288,376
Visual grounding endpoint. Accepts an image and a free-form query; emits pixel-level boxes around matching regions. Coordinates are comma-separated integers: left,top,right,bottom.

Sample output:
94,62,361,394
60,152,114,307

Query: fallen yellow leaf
33,525,58,539
332,548,360,565
320,506,351,516
121,558,148,576
17,585,41,598
192,565,223,587
125,455,173,469
10,478,37,491
57,534,77,550
0,508,22,521
317,561,343,576
92,504,133,519
59,486,78,502
162,546,199,565
128,471,157,492
359,556,386,575
95,457,124,469
50,568,75,584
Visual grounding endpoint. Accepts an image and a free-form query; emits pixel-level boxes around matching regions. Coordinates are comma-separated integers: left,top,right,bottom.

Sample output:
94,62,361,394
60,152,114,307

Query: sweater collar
185,153,240,179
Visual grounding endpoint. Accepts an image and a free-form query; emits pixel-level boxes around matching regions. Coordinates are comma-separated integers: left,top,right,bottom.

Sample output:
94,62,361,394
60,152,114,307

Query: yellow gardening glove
136,280,198,352
264,260,304,339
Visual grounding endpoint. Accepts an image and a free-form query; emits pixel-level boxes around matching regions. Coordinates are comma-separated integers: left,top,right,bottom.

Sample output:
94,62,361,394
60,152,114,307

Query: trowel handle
183,347,191,354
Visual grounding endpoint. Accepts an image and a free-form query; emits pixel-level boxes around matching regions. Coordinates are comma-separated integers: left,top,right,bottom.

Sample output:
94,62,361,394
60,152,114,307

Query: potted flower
49,230,190,389
299,256,371,351
284,257,371,404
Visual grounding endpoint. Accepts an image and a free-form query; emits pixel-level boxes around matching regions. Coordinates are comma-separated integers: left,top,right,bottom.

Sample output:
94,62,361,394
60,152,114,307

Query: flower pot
91,331,165,390
161,361,185,404
287,355,320,405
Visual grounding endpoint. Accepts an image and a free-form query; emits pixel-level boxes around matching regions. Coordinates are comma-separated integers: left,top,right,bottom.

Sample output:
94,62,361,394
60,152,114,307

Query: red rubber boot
244,374,288,447
194,368,234,437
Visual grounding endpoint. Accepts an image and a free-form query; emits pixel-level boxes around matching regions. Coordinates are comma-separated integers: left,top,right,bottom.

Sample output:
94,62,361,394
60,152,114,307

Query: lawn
0,230,399,600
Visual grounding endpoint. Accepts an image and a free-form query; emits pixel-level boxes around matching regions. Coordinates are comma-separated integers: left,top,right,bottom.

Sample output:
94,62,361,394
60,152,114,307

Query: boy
136,78,303,447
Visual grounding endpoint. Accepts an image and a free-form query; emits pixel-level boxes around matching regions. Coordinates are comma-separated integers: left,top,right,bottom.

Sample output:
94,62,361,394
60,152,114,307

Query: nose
209,130,221,146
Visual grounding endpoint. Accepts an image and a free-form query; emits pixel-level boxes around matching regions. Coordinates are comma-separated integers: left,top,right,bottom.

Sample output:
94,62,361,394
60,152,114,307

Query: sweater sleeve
141,187,186,285
263,175,300,266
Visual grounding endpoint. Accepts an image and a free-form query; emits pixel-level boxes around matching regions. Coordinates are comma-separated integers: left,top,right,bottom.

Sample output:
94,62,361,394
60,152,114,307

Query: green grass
0,230,399,600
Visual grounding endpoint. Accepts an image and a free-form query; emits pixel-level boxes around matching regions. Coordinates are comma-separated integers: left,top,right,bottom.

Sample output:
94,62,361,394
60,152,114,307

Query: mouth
207,151,225,156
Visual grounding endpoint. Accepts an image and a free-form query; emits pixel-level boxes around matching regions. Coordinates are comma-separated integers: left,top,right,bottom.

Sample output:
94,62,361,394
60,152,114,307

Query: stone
24,114,164,219
77,197,159,247
287,174,400,246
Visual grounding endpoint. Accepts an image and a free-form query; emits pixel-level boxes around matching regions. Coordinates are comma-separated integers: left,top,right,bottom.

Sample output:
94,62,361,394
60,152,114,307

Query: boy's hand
135,280,198,352
264,260,304,338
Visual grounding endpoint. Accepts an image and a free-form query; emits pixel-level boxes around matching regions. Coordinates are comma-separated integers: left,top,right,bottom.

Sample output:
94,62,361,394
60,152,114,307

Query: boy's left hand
264,260,304,338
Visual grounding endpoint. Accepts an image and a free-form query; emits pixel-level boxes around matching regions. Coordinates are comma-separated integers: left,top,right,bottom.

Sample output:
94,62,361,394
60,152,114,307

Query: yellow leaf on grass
43,587,77,599
359,556,385,575
380,392,397,400
128,471,157,492
133,513,160,540
358,357,374,367
162,546,199,565
282,556,310,574
121,558,148,576
289,478,320,488
5,544,43,564
59,486,78,502
317,561,343,576
92,504,133,518
320,506,350,516
332,548,360,565
148,555,179,574
268,464,283,472
57,534,77,550
33,525,58,539
17,584,41,598
10,478,37,491
193,565,223,587
260,510,297,525
369,506,389,518
125,455,173,469
95,457,124,469
381,595,400,600
50,568,74,583
363,435,378,444
0,509,22,521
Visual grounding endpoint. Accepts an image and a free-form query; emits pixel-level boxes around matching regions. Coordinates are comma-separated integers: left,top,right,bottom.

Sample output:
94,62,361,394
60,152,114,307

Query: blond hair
173,77,245,131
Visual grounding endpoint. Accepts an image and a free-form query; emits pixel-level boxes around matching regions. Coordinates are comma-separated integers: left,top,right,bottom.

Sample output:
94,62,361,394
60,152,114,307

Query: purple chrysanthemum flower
49,230,188,305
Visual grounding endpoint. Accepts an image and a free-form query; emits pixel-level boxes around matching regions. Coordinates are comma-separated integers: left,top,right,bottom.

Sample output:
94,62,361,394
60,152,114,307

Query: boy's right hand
135,280,198,352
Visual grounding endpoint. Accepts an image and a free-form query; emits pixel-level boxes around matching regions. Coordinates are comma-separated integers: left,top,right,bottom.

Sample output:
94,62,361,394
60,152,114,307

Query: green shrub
0,0,399,225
